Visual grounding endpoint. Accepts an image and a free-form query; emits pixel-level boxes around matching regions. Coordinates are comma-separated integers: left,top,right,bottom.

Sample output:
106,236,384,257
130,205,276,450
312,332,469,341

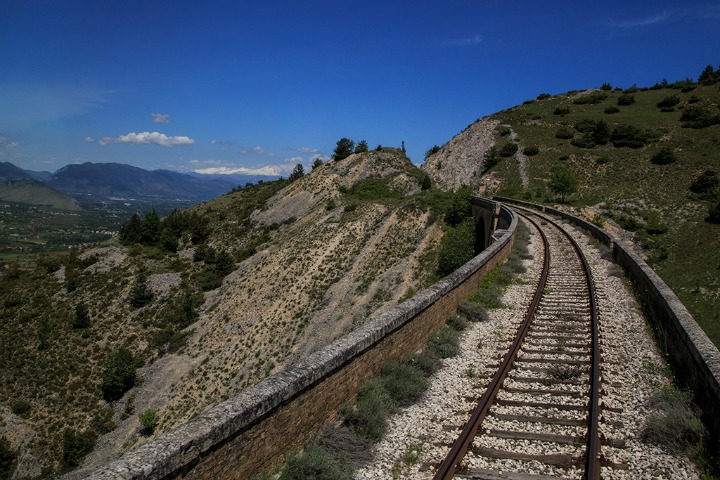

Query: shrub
640,386,704,454
681,105,720,129
73,302,91,329
650,148,678,165
483,145,501,171
617,94,635,106
10,400,31,416
404,350,440,376
62,428,96,467
499,142,519,157
604,106,620,114
553,107,570,115
279,445,353,480
427,325,460,358
443,186,473,227
611,123,649,148
0,438,16,480
600,82,612,91
139,409,158,434
555,126,575,139
437,218,475,277
690,170,719,198
523,145,539,156
447,313,469,331
420,174,432,191
657,95,681,109
424,145,440,160
129,273,153,308
457,301,489,322
707,202,720,224
381,362,428,407
341,379,395,441
101,348,139,402
536,93,552,100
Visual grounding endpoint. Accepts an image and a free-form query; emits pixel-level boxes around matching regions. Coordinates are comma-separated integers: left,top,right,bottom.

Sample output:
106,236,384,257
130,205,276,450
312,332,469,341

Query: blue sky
1,1,719,177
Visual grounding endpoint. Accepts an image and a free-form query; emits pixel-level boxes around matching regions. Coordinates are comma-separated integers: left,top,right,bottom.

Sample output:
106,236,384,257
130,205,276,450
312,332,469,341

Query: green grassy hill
474,76,720,346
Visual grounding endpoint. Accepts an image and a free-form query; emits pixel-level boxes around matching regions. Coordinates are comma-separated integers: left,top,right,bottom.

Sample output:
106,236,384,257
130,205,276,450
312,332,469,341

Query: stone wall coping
85,202,517,479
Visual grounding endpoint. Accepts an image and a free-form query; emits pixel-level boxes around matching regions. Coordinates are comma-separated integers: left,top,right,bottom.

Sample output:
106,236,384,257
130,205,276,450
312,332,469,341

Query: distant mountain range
0,161,280,203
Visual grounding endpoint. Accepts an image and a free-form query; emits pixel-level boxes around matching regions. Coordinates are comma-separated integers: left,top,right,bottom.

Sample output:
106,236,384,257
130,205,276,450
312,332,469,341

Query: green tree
424,145,440,160
420,174,432,191
311,158,324,170
139,409,158,434
101,348,139,401
332,138,355,160
355,140,369,153
0,437,16,479
119,214,143,244
129,273,153,308
549,167,578,203
140,210,162,245
444,186,474,227
698,65,718,85
288,164,305,182
62,429,96,467
73,302,91,329
437,218,476,277
483,146,501,172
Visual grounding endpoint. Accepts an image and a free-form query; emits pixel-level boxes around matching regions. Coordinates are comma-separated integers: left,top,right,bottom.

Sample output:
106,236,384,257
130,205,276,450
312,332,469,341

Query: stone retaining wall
84,201,517,479
495,196,720,447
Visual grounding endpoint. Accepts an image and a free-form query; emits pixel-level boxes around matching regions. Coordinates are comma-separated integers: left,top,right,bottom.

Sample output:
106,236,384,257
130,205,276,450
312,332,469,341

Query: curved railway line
434,208,606,480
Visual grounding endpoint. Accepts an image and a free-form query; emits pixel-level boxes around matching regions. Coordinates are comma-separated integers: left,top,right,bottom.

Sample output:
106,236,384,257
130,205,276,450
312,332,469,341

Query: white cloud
436,34,483,47
606,12,670,28
194,165,283,176
210,139,217,145
284,156,303,164
0,136,19,148
152,113,171,123
102,131,195,147
297,147,319,154
84,136,94,143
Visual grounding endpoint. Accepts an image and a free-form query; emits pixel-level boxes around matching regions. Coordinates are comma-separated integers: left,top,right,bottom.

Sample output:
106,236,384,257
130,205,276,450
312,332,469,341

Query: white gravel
353,216,700,479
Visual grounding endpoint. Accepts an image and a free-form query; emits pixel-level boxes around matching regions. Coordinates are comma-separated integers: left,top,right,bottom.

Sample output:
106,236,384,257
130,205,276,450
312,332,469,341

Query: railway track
434,208,604,480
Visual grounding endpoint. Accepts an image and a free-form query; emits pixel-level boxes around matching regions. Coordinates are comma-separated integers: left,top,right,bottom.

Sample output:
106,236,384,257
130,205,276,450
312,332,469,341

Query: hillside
0,150,451,478
47,162,236,201
424,75,720,346
0,179,82,211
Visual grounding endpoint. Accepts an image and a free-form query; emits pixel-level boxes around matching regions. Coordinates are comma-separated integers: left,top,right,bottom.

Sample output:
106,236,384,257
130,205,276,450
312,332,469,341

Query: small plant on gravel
447,313,469,330
546,365,582,382
640,385,704,455
381,362,428,407
457,301,489,322
392,443,423,479
279,445,353,480
341,378,396,441
138,408,158,435
427,325,460,358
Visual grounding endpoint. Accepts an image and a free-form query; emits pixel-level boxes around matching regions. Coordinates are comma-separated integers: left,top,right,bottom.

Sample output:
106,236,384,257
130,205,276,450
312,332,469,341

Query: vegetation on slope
458,66,720,347
0,147,472,478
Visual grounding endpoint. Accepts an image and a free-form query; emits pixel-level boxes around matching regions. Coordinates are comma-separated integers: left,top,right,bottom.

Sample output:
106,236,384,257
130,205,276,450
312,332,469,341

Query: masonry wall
495,196,720,447
85,201,517,480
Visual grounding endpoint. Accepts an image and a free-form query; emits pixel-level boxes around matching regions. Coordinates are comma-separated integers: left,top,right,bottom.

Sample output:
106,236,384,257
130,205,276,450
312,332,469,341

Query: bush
62,428,96,467
549,166,578,202
424,145,440,160
604,106,620,114
640,386,704,454
447,313,469,331
73,302,91,329
101,348,139,402
457,301,489,322
279,445,353,480
553,107,570,115
443,186,473,227
611,124,650,148
437,218,475,277
617,94,635,106
523,145,539,156
341,379,395,441
483,145,501,171
404,350,441,376
536,93,552,100
427,325,460,358
690,170,719,197
657,95,681,109
650,148,678,165
707,202,720,224
139,409,158,434
0,438,16,480
555,126,575,139
381,362,428,407
681,105,720,129
129,273,153,308
499,142,518,157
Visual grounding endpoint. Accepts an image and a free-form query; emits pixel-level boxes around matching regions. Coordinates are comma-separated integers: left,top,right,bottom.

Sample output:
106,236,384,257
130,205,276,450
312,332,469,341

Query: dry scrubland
0,150,447,478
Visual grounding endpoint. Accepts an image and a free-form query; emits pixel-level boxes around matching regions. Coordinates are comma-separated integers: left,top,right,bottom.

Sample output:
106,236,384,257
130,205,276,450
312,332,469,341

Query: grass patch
641,385,704,456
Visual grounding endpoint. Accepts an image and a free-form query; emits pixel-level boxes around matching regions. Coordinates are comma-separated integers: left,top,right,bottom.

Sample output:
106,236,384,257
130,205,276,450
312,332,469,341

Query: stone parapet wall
84,201,517,479
495,196,720,446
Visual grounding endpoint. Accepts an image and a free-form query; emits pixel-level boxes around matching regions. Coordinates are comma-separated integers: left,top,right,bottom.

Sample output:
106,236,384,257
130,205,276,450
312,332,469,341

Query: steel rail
433,212,550,480
433,207,602,480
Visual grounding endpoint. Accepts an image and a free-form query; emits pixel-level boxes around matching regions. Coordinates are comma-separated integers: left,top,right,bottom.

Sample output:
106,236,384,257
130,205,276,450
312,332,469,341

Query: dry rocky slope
52,150,443,477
